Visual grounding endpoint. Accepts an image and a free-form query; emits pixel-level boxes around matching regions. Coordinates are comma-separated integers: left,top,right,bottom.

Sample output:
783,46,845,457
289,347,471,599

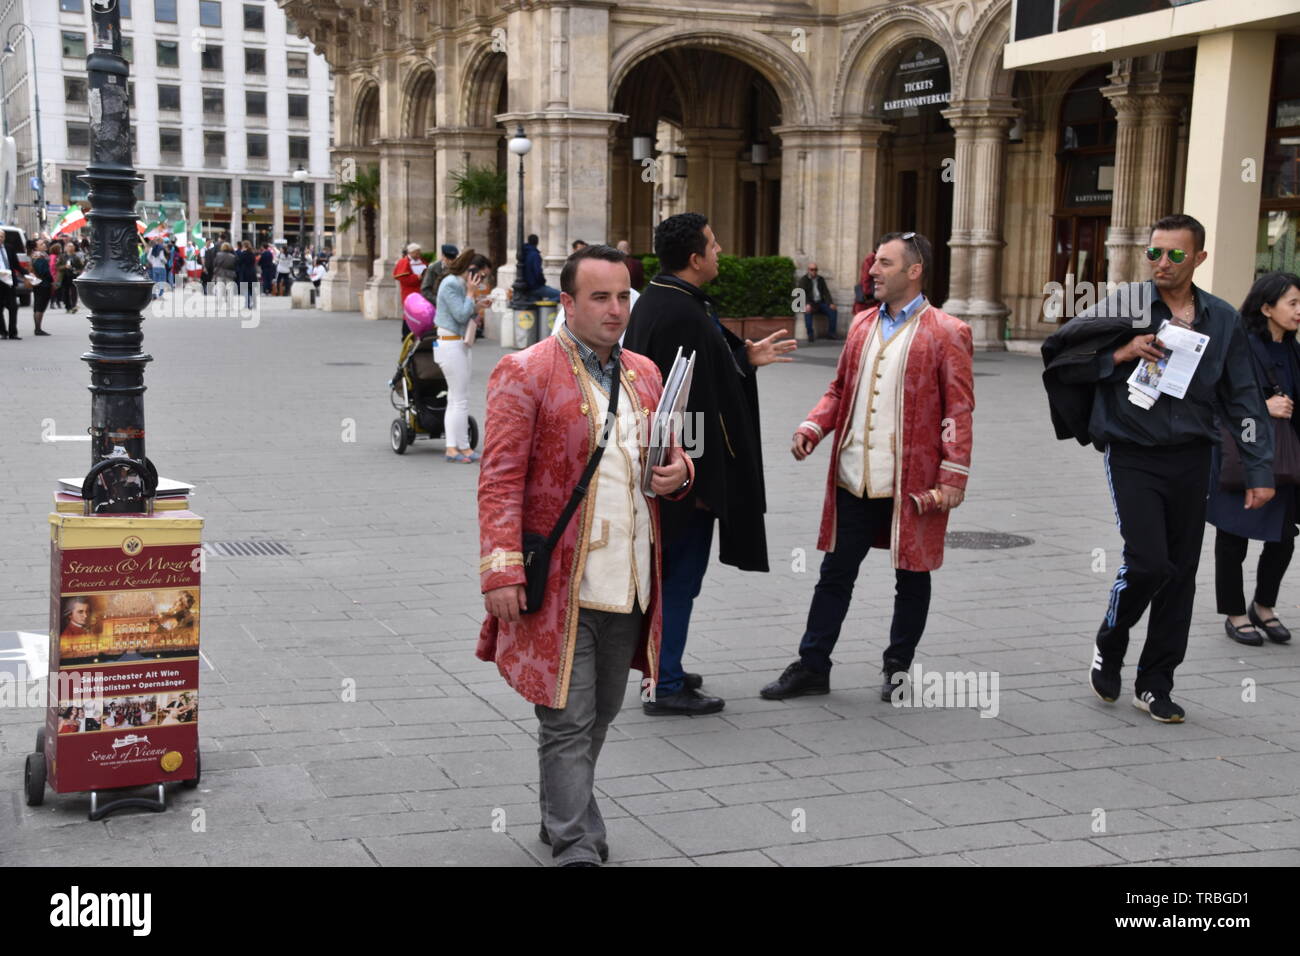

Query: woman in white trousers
434,250,491,462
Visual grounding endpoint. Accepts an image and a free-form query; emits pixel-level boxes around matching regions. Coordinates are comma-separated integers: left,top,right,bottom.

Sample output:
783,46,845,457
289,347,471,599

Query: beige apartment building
280,0,1300,348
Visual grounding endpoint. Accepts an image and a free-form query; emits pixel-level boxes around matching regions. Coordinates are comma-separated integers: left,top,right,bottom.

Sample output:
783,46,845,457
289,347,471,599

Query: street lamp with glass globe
507,126,532,313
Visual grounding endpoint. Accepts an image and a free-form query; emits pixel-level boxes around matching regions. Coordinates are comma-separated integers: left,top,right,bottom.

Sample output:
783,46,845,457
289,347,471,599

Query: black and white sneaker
1133,690,1185,723
1089,645,1120,703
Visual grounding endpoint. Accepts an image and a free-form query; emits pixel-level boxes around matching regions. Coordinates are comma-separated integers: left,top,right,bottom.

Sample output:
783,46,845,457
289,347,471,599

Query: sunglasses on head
1146,247,1187,264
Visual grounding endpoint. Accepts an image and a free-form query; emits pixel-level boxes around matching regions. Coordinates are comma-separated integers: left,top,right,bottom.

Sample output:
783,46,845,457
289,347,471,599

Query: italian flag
171,219,188,248
143,219,170,240
52,204,87,237
190,223,206,251
136,220,147,235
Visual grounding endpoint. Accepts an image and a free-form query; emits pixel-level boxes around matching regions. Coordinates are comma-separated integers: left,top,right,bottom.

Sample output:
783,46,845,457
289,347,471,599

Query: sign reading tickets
882,41,952,115
45,511,203,794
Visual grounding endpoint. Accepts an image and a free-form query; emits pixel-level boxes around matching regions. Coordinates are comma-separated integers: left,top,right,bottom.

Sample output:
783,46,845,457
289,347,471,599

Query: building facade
282,0,1300,347
1,0,334,248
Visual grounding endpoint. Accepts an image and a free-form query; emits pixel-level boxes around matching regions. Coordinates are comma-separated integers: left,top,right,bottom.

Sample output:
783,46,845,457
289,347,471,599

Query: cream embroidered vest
579,368,653,612
837,317,918,499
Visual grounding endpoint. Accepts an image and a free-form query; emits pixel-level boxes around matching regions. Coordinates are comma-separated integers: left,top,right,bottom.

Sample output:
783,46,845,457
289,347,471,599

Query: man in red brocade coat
760,232,975,704
478,244,693,866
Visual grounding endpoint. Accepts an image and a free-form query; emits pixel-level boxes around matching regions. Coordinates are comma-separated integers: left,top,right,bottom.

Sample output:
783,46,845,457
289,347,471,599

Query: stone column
272,177,285,245
680,128,745,255
1184,30,1275,307
942,101,1018,350
430,127,503,259
1103,80,1187,284
318,145,378,313
772,122,891,339
363,139,438,321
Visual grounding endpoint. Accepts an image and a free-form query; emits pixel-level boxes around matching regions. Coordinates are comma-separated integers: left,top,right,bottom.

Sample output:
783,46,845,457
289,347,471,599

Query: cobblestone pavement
2,300,1298,866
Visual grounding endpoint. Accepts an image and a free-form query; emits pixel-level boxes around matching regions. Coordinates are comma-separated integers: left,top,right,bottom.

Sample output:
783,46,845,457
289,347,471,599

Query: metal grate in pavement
203,539,295,557
945,531,1032,550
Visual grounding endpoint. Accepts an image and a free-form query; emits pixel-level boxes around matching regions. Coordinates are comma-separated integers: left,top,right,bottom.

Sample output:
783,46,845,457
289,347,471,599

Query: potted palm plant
327,164,380,311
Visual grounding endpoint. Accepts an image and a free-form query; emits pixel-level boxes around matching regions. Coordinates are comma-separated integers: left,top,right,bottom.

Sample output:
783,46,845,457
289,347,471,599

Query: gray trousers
535,606,642,865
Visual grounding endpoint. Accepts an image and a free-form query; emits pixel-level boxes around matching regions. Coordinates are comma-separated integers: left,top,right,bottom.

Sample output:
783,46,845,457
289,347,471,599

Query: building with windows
0,0,334,250
282,0,1300,345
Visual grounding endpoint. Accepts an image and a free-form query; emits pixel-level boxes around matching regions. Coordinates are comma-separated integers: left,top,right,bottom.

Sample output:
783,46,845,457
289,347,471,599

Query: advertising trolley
26,463,204,820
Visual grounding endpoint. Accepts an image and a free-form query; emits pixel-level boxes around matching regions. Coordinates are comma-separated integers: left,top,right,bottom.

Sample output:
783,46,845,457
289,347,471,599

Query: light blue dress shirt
879,293,926,342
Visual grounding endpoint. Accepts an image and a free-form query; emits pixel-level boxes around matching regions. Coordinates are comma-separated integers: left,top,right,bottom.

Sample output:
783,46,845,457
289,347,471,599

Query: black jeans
798,488,931,676
1214,526,1296,616
1096,441,1211,696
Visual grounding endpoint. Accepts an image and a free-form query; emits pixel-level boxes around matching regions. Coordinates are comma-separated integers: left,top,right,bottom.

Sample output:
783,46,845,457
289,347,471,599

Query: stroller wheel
391,418,411,454
467,416,480,451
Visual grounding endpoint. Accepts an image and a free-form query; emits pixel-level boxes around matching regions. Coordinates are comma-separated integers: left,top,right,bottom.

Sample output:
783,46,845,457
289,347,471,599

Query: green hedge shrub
636,254,795,317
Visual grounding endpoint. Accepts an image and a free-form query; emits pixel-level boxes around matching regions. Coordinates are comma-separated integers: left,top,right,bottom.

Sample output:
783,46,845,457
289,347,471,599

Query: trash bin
513,302,540,349
534,300,559,337
27,466,204,820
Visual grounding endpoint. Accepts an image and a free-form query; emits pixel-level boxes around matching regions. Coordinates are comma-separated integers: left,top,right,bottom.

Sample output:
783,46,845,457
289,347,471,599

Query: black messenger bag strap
543,360,622,550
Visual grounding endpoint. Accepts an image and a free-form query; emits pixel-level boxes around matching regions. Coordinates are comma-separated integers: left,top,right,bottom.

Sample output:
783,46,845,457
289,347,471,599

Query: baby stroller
388,330,480,454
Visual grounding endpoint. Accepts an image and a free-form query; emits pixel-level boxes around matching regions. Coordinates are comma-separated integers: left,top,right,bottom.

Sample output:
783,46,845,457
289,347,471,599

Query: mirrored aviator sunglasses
1145,246,1186,264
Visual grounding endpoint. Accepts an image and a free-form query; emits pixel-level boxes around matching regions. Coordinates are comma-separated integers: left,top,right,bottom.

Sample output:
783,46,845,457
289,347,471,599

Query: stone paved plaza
2,301,1299,867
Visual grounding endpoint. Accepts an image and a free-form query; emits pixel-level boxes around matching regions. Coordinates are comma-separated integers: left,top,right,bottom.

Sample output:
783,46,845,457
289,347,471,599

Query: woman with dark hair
1209,271,1300,645
433,249,492,463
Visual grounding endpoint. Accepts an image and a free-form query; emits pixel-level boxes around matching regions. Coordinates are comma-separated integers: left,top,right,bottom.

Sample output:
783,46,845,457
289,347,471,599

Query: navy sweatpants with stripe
1096,440,1211,696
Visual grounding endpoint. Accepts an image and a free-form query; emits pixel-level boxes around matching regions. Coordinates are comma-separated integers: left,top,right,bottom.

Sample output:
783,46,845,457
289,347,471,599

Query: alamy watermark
1041,278,1155,327
889,664,1000,718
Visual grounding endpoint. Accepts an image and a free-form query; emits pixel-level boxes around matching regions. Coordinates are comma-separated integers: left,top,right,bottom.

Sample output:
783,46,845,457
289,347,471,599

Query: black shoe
560,860,600,867
1248,604,1291,643
807,332,815,343
881,671,908,702
7,334,19,340
642,686,725,716
684,672,703,691
33,330,50,336
760,661,829,700
1089,645,1121,703
1225,618,1264,647
1134,690,1185,723
540,827,607,863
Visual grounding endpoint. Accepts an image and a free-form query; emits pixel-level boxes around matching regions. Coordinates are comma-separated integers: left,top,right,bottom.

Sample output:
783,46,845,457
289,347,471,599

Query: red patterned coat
477,334,693,708
795,303,975,571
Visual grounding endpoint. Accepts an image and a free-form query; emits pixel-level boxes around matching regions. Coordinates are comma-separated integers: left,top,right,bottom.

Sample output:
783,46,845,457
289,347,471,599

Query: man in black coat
624,212,797,715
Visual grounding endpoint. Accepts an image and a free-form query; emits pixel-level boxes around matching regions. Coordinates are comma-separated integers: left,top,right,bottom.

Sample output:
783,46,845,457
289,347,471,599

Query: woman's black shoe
1225,618,1264,647
1248,604,1291,643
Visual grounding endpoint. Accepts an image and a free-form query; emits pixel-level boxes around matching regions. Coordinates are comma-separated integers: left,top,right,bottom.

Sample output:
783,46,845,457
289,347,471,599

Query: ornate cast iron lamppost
80,0,157,512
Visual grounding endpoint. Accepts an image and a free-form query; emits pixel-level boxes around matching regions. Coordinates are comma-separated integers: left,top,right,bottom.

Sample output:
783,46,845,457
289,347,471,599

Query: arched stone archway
610,46,784,258
609,27,817,128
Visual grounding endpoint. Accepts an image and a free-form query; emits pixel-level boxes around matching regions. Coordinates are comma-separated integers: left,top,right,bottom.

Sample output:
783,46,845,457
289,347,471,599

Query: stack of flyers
1126,320,1210,409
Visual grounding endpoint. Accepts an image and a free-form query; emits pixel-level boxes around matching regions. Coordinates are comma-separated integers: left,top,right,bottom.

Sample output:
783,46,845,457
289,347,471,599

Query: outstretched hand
746,330,798,367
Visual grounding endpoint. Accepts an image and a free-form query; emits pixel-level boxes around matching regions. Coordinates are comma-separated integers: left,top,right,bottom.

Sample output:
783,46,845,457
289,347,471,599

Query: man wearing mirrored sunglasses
1041,213,1273,724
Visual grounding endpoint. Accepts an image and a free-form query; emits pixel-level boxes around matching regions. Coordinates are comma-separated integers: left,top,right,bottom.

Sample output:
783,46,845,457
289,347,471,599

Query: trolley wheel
390,418,410,454
34,728,44,754
466,415,480,451
25,752,46,806
182,748,200,789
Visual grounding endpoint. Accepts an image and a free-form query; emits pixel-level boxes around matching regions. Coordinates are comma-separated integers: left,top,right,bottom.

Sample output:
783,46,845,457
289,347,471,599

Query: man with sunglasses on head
761,231,974,703
1042,213,1273,724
